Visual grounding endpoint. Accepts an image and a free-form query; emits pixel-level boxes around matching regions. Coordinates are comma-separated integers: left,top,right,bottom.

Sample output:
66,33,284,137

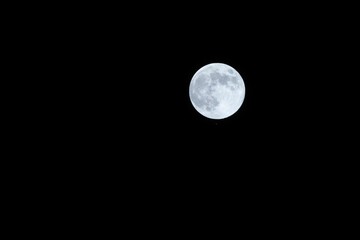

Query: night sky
42,3,355,231
55,4,350,184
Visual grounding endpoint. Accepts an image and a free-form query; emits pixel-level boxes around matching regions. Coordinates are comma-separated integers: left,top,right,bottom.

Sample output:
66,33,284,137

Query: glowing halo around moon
189,63,245,119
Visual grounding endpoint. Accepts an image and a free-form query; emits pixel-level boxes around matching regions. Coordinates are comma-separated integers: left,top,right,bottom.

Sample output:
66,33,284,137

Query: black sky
38,3,357,228
53,3,352,176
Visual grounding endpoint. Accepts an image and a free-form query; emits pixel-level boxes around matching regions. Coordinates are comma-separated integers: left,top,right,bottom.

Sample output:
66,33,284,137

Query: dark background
15,2,356,232
52,5,349,167
44,5,353,187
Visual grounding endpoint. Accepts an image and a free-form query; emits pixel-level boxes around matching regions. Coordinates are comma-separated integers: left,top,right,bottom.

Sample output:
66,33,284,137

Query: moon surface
189,63,245,119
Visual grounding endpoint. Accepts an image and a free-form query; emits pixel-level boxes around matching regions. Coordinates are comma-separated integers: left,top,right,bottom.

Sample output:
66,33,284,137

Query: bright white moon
189,63,245,119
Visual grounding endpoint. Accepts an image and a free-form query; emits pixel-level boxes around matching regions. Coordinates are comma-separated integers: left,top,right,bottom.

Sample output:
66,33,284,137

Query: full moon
189,63,245,119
